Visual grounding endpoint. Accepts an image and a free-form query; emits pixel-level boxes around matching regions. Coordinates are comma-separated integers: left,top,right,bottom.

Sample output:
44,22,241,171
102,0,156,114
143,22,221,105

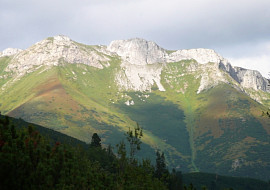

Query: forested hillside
0,115,179,190
1,114,270,189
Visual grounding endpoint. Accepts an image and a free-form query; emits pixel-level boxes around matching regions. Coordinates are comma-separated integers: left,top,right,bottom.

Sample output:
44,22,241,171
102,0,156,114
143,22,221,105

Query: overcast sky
1,0,269,77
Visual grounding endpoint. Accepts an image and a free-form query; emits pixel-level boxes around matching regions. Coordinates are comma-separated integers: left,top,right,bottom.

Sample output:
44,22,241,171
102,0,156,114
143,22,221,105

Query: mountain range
0,35,269,180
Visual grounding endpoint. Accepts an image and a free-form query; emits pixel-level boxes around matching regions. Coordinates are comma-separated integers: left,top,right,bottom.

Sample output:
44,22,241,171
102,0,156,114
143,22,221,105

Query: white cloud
1,0,270,50
0,0,269,76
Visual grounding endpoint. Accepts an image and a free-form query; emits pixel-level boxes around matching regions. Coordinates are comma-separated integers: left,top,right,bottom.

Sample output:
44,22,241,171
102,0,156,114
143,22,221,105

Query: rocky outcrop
167,48,229,65
108,38,269,94
115,61,165,92
107,38,167,65
232,67,269,91
196,60,270,95
5,35,110,76
0,48,22,57
218,61,269,92
196,62,230,93
1,36,269,96
108,38,166,91
166,47,269,94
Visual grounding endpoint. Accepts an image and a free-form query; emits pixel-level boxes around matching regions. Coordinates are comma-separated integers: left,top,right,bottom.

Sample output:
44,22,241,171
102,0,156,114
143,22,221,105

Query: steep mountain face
108,38,167,65
5,36,110,77
0,35,270,180
108,38,166,91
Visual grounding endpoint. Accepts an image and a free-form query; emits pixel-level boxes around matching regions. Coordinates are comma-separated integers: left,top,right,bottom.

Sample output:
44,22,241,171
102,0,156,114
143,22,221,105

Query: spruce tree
155,151,167,179
90,133,101,147
125,122,143,161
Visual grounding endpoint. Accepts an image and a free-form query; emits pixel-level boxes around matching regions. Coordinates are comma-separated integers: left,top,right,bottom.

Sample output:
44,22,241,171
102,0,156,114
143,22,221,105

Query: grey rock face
0,48,22,57
107,38,167,65
108,38,167,91
1,36,269,97
166,47,269,94
218,62,269,92
5,35,109,77
232,67,269,91
167,48,230,65
115,62,165,92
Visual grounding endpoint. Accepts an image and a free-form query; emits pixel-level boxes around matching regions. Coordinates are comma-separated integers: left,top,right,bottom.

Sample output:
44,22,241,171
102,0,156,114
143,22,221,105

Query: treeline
0,116,182,190
0,114,88,148
2,115,269,190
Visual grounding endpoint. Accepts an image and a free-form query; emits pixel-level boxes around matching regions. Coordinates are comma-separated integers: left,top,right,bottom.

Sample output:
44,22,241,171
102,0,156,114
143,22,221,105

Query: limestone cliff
5,35,110,77
167,48,229,65
108,38,269,96
1,36,269,99
0,48,22,57
108,38,166,91
107,38,167,65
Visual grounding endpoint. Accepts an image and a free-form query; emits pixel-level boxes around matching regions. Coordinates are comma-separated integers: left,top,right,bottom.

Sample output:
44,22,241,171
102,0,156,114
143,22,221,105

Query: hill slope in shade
0,35,269,180
2,114,269,190
0,114,87,148
182,172,270,190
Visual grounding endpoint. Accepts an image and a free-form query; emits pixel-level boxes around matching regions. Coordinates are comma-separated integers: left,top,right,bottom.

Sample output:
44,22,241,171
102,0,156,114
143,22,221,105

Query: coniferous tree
184,183,196,190
0,115,169,190
169,169,183,190
210,180,217,190
125,122,143,161
116,140,127,174
155,151,169,180
90,133,101,147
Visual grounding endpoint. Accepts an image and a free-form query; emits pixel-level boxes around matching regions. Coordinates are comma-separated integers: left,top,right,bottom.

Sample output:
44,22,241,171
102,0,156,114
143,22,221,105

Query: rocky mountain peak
31,35,73,50
0,48,23,57
1,36,269,100
107,38,230,66
107,38,269,97
5,35,109,77
53,35,71,42
167,48,229,65
108,38,166,91
107,38,167,65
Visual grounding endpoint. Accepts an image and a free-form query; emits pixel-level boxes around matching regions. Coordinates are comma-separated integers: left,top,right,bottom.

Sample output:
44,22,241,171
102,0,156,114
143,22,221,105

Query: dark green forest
0,115,181,190
0,114,269,190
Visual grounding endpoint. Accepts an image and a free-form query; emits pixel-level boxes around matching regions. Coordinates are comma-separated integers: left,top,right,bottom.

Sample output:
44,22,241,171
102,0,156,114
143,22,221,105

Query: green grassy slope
0,65,57,113
155,60,270,180
114,92,192,171
193,84,270,180
0,60,162,161
158,60,203,172
0,57,270,180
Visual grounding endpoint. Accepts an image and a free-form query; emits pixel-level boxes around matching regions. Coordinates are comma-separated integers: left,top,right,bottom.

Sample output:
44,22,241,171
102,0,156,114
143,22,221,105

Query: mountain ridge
0,35,270,180
1,35,268,99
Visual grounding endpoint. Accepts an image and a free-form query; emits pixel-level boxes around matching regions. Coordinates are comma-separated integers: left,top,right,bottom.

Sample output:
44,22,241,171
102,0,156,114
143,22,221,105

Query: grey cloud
0,0,270,59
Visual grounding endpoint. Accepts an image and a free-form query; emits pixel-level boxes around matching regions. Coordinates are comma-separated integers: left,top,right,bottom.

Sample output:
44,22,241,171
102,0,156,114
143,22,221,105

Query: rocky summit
0,48,22,57
2,35,269,99
0,35,270,180
4,35,110,77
